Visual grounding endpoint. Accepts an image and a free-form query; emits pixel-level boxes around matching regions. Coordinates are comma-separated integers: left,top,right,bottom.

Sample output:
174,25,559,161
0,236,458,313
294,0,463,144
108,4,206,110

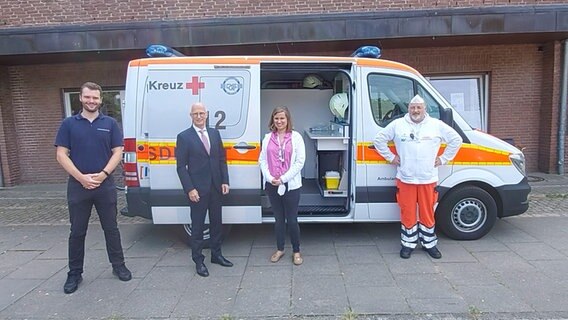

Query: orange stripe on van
137,141,259,165
129,56,417,74
357,142,512,165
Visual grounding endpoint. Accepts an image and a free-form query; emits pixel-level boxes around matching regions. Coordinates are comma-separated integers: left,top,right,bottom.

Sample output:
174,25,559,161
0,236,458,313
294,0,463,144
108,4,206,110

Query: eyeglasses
191,112,207,118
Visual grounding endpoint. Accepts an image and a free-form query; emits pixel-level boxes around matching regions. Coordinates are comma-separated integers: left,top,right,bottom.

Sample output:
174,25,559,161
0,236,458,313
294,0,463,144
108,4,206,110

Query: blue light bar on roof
351,46,381,58
146,44,185,57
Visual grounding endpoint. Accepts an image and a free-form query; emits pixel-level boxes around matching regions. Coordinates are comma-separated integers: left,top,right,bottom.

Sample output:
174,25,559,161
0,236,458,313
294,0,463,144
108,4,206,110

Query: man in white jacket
373,95,462,259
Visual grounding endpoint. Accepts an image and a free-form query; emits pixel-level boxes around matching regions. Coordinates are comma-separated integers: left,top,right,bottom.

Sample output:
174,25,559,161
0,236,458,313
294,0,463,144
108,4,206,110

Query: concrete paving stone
455,284,534,313
408,297,469,314
116,223,156,248
0,278,43,313
0,269,73,318
232,286,292,317
394,273,460,300
118,288,182,319
299,241,338,256
505,242,566,261
344,285,410,315
499,271,568,312
0,251,42,279
472,251,538,274
115,257,160,279
248,246,292,267
250,226,277,248
436,262,499,287
490,220,540,243
221,235,255,257
529,259,568,284
291,254,342,276
374,237,402,255
54,278,140,320
172,276,240,318
335,245,382,265
206,256,247,277
156,246,192,267
332,225,376,246
291,274,348,316
36,240,67,260
240,265,291,288
137,266,194,290
429,244,476,263
367,222,400,240
340,263,396,287
123,234,174,258
382,252,438,274
6,259,67,280
458,235,510,252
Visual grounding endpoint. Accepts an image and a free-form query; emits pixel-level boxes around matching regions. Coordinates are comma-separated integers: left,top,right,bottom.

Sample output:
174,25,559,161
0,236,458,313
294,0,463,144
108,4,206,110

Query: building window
63,88,125,125
427,75,488,131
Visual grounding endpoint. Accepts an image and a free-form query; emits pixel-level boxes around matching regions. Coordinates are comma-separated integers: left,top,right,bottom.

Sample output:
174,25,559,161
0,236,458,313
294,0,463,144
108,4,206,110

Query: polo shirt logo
97,128,110,132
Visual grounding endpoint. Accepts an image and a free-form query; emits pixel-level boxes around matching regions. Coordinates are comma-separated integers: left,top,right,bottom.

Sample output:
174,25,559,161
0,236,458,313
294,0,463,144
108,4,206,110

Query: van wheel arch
436,185,498,240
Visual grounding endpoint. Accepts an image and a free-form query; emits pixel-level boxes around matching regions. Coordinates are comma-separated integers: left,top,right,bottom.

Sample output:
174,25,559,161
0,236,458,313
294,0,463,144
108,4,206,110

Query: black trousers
190,186,223,264
67,179,125,276
265,183,301,253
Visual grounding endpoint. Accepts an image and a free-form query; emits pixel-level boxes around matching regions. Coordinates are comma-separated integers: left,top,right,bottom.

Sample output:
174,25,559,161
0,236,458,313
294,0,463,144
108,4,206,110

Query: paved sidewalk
0,172,567,319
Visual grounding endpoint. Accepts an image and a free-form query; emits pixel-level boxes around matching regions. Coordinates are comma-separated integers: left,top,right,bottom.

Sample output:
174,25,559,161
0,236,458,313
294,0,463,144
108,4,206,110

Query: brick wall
1,0,566,27
3,43,561,184
0,67,20,186
9,61,126,184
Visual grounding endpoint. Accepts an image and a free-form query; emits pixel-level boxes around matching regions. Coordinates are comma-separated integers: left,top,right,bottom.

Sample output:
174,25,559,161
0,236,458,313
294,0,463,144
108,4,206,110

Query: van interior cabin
260,63,353,218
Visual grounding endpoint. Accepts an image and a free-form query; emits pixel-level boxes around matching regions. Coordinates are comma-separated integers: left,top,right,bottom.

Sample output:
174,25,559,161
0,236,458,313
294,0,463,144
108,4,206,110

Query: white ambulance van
120,48,530,241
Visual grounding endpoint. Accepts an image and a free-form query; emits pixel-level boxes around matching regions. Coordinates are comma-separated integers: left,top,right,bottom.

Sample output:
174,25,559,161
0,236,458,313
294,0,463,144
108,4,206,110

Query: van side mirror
440,107,454,127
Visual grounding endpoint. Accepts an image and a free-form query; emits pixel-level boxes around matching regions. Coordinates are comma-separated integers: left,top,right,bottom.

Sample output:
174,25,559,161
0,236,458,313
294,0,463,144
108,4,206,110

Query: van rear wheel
436,186,497,240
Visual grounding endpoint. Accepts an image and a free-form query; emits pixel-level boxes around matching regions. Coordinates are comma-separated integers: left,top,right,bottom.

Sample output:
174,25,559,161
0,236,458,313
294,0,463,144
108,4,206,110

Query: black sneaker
423,246,442,259
112,264,132,281
400,247,413,259
63,274,82,294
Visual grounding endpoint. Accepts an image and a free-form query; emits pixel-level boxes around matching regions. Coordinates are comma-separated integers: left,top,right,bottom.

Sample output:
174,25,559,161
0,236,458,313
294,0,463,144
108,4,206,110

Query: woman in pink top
259,107,306,265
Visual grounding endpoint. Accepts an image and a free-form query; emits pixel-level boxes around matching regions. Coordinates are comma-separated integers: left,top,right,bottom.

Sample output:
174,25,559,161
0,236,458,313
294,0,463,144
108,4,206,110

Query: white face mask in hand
277,184,286,196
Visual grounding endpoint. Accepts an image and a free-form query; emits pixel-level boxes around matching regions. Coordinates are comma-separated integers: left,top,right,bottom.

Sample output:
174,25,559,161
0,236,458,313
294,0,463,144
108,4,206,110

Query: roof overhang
1,5,567,64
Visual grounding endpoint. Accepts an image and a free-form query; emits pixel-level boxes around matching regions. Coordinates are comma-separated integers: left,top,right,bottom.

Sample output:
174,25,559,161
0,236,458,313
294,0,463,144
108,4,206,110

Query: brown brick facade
7,61,126,184
2,42,559,186
0,66,20,186
1,0,566,27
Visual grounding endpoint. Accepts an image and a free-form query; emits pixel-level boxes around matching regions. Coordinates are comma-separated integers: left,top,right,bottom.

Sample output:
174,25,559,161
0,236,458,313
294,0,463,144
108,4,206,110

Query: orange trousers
396,179,438,229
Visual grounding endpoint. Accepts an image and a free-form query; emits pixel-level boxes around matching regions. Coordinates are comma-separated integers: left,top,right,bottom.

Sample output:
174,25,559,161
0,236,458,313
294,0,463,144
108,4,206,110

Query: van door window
367,74,414,127
367,74,444,127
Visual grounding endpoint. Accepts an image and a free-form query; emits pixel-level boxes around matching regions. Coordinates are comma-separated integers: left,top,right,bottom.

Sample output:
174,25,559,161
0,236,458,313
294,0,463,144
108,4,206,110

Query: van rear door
143,61,261,224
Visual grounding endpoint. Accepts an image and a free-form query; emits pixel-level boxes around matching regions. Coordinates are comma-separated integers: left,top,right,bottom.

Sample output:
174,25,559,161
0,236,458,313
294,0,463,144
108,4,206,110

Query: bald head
190,102,208,129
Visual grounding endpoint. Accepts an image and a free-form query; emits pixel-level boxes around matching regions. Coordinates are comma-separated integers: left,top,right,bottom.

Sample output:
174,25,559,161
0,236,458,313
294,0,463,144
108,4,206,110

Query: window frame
62,87,125,125
426,74,488,131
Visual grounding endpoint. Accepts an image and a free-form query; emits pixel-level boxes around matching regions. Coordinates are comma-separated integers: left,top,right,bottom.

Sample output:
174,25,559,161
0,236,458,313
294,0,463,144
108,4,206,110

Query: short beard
410,114,425,123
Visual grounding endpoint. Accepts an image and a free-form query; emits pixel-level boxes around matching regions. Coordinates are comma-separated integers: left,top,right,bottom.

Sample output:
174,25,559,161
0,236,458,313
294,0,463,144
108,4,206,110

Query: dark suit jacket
175,126,229,196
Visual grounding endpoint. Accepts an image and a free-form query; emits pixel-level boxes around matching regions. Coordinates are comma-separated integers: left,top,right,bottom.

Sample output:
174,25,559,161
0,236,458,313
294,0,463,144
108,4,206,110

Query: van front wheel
436,186,497,240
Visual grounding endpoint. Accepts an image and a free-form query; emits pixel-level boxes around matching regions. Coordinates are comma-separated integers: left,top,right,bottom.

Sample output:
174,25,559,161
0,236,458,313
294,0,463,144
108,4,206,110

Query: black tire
181,224,232,248
436,185,497,240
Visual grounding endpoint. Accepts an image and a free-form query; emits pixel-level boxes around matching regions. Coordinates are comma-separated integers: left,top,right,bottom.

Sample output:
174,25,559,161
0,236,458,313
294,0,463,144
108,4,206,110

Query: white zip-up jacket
373,114,462,184
259,130,306,191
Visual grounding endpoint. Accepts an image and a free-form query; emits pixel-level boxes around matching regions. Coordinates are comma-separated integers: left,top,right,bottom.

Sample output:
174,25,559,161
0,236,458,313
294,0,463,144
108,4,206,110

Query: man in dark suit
175,102,232,277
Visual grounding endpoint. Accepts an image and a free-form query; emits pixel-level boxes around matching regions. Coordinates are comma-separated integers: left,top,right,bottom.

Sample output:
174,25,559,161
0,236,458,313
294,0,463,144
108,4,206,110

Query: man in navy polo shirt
55,82,131,294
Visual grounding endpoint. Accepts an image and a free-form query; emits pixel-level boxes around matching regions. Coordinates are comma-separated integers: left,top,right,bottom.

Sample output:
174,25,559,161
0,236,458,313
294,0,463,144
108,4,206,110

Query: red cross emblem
186,76,205,95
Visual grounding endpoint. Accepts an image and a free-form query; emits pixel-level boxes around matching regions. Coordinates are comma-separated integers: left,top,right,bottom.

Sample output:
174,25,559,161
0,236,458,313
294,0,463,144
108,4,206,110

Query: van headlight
510,153,526,176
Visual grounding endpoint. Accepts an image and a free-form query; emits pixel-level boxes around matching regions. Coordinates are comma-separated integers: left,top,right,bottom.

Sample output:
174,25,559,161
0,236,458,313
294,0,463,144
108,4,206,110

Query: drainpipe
559,39,568,175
